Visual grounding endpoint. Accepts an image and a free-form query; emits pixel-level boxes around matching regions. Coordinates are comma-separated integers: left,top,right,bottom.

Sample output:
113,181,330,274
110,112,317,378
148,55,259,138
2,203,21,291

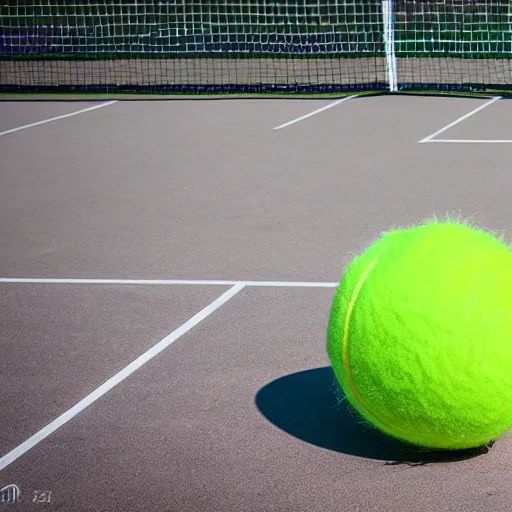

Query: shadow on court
255,366,491,464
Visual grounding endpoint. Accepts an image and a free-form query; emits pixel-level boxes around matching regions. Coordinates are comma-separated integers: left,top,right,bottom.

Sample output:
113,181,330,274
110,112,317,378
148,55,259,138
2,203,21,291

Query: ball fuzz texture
327,220,512,451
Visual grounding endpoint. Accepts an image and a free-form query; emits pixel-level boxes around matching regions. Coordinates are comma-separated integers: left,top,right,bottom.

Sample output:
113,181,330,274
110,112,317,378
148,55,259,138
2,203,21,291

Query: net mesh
0,0,511,94
395,0,512,93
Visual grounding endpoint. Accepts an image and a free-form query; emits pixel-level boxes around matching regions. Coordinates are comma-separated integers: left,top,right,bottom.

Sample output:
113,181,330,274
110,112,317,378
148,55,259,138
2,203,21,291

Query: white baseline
0,101,118,137
424,139,512,144
0,277,339,288
0,283,245,472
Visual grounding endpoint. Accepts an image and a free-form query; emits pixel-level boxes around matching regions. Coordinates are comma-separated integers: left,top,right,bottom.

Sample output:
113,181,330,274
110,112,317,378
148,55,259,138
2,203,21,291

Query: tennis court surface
3,0,512,509
2,93,512,511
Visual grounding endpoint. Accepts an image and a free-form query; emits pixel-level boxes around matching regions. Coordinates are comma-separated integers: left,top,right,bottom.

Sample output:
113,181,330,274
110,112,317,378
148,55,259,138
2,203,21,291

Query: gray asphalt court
1,94,512,511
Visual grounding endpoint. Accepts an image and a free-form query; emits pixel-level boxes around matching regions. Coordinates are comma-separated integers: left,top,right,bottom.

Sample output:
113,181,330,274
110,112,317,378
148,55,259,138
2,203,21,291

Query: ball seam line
342,256,402,436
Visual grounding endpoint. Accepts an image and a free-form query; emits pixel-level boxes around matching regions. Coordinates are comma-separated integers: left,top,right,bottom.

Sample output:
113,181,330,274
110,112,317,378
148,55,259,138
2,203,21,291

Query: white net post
382,0,397,92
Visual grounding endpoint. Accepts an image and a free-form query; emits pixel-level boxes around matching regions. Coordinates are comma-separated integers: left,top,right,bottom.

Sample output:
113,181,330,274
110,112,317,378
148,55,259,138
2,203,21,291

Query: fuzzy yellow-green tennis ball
327,220,512,451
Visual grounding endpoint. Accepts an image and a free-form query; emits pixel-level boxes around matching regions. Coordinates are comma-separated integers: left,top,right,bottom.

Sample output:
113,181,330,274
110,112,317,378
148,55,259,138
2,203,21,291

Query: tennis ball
327,220,512,451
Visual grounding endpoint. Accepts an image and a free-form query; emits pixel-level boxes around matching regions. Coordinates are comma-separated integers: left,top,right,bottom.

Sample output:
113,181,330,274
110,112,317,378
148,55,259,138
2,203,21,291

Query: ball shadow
255,366,491,463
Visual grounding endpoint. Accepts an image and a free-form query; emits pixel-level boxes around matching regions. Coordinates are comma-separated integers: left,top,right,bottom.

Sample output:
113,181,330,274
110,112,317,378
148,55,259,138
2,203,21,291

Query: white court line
0,277,338,288
424,139,512,144
272,95,357,130
0,100,118,137
0,283,245,472
418,96,501,143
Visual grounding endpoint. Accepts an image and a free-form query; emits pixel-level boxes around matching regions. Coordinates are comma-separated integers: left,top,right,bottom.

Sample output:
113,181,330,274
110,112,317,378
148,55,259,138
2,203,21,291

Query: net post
382,0,398,92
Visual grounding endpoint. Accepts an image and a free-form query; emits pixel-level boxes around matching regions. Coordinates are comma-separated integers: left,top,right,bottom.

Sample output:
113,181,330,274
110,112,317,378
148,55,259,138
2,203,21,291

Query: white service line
0,283,245,472
0,100,118,137
0,277,339,288
424,139,512,144
418,96,501,143
273,95,357,130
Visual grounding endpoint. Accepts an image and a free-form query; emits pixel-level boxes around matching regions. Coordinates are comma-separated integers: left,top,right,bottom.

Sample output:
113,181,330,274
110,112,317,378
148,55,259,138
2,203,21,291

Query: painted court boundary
0,283,245,472
0,100,117,136
418,96,502,143
423,139,512,144
273,95,357,130
0,277,339,288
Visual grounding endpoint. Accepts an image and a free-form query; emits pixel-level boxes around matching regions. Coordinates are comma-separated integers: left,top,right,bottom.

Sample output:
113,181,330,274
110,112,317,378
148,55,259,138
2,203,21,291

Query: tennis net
1,1,511,95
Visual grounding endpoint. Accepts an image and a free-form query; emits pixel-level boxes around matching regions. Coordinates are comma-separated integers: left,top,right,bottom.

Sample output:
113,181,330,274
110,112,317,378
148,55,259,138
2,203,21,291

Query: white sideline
0,283,245,472
273,95,357,130
418,96,501,143
0,277,339,288
0,101,118,137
